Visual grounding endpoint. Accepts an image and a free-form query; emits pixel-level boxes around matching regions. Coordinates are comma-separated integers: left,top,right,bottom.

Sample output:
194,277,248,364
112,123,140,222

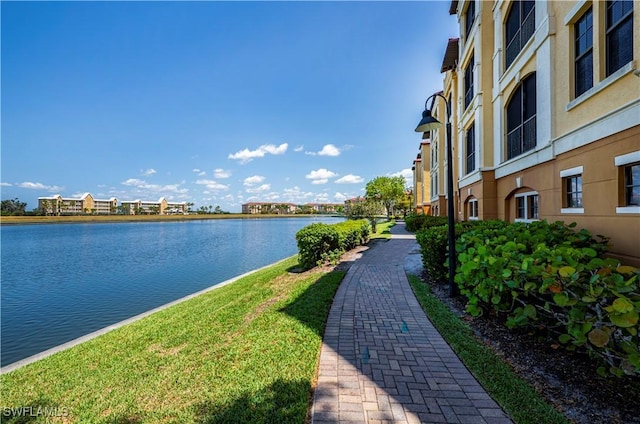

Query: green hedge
296,220,370,270
405,214,448,232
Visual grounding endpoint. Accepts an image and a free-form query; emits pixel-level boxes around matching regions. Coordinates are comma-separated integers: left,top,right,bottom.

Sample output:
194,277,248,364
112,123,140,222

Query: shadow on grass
194,271,344,423
194,379,311,424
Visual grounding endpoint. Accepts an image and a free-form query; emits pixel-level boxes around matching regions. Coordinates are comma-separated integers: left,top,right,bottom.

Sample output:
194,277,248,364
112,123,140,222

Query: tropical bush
454,220,639,377
296,220,370,270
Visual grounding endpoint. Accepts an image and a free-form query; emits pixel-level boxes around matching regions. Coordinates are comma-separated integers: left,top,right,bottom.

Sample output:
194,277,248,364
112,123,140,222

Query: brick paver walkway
311,222,512,424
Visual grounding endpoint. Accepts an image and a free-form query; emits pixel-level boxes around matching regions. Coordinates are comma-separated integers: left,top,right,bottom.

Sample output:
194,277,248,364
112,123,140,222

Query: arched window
506,73,536,160
505,1,535,70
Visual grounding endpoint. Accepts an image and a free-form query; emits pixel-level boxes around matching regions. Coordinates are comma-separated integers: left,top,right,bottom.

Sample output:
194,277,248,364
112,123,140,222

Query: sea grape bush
415,219,508,283
296,219,370,270
454,220,639,377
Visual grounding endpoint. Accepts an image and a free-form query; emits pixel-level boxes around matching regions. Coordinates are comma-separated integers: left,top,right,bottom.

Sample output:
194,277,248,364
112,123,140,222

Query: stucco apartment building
241,202,343,214
38,194,187,215
415,0,639,265
38,193,118,215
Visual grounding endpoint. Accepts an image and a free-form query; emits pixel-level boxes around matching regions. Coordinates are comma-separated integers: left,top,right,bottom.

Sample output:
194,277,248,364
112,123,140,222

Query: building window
468,198,479,220
625,163,640,206
574,7,593,97
465,0,476,40
505,0,535,70
466,123,476,174
565,175,583,208
506,73,536,160
606,0,633,77
515,191,539,222
464,54,474,110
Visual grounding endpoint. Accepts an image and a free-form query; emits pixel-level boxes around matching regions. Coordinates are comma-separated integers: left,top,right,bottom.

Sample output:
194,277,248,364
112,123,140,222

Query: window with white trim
606,0,633,77
468,198,479,220
464,54,475,110
574,7,593,98
565,175,583,208
560,166,584,214
465,0,476,40
624,163,640,206
615,151,640,214
515,191,539,222
466,123,476,175
506,73,537,160
505,0,535,70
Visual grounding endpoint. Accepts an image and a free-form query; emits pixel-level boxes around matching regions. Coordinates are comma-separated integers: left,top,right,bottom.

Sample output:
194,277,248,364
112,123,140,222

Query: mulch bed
425,278,640,424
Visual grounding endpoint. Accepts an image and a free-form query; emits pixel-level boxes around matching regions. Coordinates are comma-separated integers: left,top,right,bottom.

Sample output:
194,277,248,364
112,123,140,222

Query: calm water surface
1,217,342,366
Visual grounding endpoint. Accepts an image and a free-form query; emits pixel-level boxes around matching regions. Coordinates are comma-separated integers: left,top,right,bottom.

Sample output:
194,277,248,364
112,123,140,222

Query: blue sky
1,1,458,213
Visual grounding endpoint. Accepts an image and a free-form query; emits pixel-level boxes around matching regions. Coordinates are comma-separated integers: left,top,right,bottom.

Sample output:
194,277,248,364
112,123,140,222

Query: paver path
311,222,512,424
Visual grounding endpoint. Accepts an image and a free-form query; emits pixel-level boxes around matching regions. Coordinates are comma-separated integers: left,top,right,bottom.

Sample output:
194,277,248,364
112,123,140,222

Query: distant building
120,197,187,215
241,202,343,215
38,193,118,215
38,193,187,215
242,202,298,214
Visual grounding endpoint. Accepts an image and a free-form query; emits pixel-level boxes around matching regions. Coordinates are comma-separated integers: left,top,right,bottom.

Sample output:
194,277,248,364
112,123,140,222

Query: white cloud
122,179,146,187
294,145,304,152
121,178,189,196
318,144,341,156
193,168,207,176
243,175,266,186
311,179,328,185
388,168,413,179
306,168,337,182
335,174,364,184
17,181,64,192
195,179,230,192
283,186,314,201
245,184,271,193
334,192,348,202
1,182,12,187
228,143,288,164
141,168,156,176
214,168,231,178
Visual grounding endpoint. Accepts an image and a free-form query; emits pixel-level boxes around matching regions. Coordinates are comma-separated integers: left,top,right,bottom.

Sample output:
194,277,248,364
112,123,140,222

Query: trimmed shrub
405,214,448,232
296,219,370,270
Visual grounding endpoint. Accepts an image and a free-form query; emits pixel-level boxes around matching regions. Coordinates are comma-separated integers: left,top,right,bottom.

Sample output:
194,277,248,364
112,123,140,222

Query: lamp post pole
444,100,457,297
415,93,457,297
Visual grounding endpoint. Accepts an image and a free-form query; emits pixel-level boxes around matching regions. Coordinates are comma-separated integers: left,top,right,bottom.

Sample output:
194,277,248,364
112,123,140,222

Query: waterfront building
38,193,118,215
38,193,186,215
121,197,187,215
419,0,639,265
241,202,343,215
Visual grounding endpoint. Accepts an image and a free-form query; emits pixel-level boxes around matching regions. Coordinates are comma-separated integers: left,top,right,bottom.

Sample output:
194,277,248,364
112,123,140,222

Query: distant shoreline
0,213,343,226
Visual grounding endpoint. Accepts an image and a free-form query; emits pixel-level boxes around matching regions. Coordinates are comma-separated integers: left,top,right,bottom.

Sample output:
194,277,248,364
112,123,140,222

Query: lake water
0,217,343,367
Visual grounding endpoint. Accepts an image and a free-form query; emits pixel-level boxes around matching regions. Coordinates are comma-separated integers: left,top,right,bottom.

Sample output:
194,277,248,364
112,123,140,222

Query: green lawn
371,219,395,239
1,257,344,423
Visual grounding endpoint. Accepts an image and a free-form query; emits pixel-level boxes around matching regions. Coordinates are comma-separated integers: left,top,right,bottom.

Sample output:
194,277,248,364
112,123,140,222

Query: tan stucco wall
461,170,498,220
495,125,640,266
552,2,640,138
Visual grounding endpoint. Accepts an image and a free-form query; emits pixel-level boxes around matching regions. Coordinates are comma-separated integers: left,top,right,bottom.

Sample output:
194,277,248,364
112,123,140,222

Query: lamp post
415,93,457,297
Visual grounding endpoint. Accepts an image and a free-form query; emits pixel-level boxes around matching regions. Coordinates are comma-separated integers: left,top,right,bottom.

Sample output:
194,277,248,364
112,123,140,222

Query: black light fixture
415,92,457,297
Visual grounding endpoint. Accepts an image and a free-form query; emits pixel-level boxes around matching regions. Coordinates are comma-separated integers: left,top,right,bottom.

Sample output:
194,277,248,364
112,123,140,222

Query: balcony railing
506,115,536,160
